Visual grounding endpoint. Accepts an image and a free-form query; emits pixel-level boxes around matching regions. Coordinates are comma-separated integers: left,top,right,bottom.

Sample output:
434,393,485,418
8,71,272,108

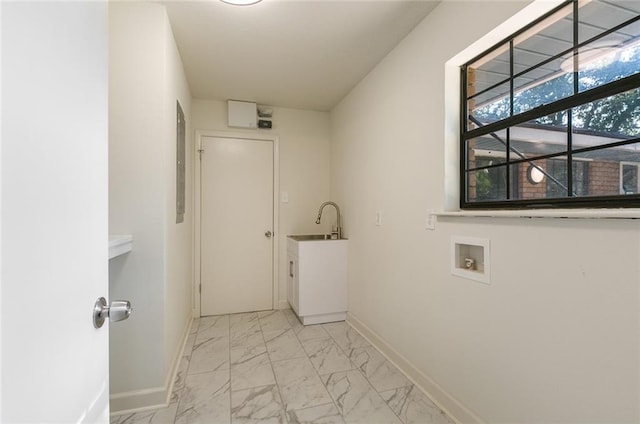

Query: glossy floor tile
111,310,454,424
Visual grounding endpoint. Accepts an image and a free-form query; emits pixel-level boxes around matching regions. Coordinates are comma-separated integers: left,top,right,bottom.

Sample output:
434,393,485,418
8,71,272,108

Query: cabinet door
287,252,294,307
293,258,299,313
287,252,299,313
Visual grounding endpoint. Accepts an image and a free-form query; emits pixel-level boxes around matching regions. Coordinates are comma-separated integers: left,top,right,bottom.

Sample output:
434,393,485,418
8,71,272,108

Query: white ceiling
164,0,440,111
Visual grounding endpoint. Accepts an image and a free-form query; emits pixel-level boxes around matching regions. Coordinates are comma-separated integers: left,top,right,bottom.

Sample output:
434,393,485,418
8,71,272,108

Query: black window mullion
461,66,469,205
509,12,640,82
572,0,579,96
469,8,640,108
507,40,514,200
464,72,640,140
567,113,574,197
462,66,468,133
467,76,511,103
465,135,640,173
509,40,514,118
567,0,579,197
464,0,572,67
465,0,640,80
506,128,511,199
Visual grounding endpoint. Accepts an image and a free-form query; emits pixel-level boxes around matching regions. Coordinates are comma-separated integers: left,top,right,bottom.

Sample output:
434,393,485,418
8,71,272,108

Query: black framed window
461,0,640,209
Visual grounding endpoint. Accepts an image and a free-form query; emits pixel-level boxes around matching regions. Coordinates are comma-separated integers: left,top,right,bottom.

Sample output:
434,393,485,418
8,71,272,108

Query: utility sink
288,234,334,241
287,235,347,325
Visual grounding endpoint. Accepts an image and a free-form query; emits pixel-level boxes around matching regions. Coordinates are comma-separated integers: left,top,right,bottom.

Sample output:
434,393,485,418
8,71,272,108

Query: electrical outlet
426,210,436,230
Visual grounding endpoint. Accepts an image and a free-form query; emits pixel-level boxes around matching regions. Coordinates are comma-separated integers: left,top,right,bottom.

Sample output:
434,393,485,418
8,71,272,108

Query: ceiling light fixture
220,0,262,5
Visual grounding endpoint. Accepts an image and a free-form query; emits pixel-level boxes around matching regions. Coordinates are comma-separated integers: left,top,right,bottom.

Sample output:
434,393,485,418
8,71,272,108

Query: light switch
375,211,382,226
281,191,289,203
426,210,436,230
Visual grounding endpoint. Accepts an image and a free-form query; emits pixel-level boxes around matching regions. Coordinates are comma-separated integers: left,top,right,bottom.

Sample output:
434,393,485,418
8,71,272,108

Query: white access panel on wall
228,100,257,129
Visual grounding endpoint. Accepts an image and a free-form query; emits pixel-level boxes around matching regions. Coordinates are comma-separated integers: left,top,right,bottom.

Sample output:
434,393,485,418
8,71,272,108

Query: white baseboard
277,299,290,310
164,312,194,403
110,311,194,416
109,386,167,415
346,312,483,424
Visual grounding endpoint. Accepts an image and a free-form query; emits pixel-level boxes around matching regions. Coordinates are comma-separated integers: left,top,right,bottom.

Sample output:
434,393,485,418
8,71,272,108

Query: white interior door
1,2,110,422
200,136,274,316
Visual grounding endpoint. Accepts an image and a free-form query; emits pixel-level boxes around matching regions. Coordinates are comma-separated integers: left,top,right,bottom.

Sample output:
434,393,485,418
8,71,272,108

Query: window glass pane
511,160,549,200
513,4,573,71
574,142,640,196
572,160,590,196
467,44,510,94
544,158,570,198
578,0,640,44
467,80,510,128
466,65,509,100
510,4,574,115
466,131,508,169
572,87,640,144
622,163,639,194
577,28,640,92
466,162,518,202
467,163,508,202
511,112,568,159
495,158,590,200
543,158,589,198
514,67,574,114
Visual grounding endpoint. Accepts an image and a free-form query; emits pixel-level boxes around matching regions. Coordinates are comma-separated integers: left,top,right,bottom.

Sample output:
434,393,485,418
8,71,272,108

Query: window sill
435,209,640,219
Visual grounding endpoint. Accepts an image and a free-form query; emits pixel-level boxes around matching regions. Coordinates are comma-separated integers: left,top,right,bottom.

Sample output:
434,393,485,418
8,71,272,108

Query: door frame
194,130,280,318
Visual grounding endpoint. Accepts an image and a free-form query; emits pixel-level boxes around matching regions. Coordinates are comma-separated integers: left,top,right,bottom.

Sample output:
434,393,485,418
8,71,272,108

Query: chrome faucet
316,201,342,239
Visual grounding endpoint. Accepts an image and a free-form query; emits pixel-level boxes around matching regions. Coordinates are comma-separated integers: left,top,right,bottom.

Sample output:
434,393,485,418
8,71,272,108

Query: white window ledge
435,209,640,219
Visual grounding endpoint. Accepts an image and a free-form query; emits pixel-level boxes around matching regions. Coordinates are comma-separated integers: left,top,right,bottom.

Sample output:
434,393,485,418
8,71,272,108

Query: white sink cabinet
287,236,347,325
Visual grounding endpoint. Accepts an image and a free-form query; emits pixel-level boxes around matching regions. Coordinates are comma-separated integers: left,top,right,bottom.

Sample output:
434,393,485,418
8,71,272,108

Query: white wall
0,1,4,418
109,2,192,411
331,1,639,422
162,10,194,385
192,100,331,307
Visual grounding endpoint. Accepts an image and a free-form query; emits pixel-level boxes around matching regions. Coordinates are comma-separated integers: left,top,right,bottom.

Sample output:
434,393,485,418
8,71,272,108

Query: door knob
93,297,132,328
265,231,272,238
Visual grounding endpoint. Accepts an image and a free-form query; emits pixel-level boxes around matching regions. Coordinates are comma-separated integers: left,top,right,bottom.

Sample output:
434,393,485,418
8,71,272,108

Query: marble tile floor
110,309,454,424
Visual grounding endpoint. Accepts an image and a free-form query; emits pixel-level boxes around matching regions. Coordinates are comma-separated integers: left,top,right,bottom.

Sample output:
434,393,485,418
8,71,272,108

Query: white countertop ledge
435,209,640,219
109,235,133,259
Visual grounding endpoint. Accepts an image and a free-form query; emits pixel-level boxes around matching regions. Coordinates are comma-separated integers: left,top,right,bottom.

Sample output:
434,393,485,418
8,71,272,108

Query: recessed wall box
228,100,257,129
258,119,272,129
451,236,491,284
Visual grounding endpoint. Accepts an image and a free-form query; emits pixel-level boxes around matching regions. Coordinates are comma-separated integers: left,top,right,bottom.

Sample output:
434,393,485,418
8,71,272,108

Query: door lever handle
93,297,132,328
